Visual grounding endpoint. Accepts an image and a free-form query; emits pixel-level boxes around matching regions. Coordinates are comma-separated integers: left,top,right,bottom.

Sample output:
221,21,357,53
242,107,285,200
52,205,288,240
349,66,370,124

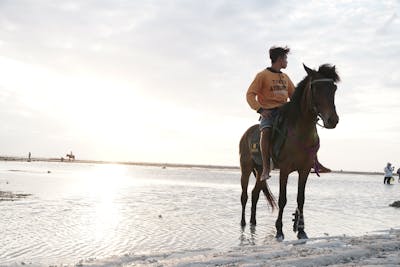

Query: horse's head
303,64,340,129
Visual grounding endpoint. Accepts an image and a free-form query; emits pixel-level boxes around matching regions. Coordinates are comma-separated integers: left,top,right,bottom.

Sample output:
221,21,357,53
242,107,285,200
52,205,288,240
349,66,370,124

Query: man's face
280,55,288,69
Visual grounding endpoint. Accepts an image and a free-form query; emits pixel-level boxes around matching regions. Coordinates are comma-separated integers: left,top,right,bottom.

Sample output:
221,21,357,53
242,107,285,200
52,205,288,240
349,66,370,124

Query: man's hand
260,109,272,119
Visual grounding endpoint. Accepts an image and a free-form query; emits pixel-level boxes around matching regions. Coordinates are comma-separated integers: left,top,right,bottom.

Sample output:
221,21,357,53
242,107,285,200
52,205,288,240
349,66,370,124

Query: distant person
383,162,394,184
397,167,400,182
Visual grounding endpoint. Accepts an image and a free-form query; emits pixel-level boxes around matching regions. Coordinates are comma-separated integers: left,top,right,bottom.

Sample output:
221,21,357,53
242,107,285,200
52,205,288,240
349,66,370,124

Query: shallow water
0,161,399,265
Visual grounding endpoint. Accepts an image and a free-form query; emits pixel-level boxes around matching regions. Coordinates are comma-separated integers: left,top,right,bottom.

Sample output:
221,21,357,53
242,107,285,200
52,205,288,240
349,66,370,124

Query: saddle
249,110,288,166
249,129,262,166
271,110,288,163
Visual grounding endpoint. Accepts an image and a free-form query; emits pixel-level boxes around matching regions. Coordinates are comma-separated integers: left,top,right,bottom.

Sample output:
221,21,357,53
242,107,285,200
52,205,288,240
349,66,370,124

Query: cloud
0,0,399,170
376,13,398,34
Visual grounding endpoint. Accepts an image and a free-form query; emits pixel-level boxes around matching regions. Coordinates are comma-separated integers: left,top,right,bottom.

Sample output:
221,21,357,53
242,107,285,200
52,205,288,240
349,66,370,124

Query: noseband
308,78,335,128
310,78,334,85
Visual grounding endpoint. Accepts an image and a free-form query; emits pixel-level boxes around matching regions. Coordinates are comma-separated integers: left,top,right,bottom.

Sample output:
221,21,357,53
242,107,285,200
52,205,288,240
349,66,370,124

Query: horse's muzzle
324,115,339,129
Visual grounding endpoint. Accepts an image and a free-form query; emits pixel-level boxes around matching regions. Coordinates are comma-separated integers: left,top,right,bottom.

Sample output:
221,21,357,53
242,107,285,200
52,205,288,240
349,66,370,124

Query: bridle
308,78,335,128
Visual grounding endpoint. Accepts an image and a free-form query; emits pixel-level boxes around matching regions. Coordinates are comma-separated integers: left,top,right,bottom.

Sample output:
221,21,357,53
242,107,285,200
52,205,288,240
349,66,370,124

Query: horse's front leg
293,169,310,239
275,171,289,241
240,163,252,227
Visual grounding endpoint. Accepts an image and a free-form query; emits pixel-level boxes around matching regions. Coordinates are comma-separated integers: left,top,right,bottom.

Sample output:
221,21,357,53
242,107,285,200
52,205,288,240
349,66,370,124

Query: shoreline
1,228,399,266
7,229,397,266
0,156,386,176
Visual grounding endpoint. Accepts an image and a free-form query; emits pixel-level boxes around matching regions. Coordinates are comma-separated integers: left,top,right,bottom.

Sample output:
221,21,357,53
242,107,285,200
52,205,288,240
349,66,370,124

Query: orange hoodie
246,68,295,111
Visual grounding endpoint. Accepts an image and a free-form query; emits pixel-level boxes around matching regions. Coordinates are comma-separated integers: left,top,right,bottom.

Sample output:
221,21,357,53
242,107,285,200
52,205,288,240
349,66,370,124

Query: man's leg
260,128,271,181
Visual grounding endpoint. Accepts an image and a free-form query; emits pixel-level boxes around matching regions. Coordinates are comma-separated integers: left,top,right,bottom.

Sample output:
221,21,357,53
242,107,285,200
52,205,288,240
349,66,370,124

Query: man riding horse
241,47,340,239
246,46,330,181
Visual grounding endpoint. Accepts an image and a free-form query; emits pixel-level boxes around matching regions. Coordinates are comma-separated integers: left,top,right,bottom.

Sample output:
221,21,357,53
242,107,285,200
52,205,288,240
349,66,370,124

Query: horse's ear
303,63,313,75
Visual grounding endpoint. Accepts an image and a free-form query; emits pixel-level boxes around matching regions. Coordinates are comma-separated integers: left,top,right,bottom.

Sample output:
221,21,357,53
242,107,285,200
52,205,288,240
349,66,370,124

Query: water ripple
1,162,400,266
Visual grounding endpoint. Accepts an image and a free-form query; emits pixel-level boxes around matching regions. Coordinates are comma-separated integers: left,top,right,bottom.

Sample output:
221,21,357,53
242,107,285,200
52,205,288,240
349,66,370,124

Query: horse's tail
262,181,277,211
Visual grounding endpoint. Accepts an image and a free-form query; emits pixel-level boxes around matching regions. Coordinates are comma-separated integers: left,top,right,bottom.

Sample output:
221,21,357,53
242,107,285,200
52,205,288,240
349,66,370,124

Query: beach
7,230,400,266
76,229,400,266
1,161,399,266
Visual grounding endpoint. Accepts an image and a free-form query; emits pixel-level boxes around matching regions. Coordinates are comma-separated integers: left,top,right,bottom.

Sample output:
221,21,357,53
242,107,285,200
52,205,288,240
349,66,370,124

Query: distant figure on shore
397,167,400,182
384,162,394,184
66,151,75,161
28,152,31,162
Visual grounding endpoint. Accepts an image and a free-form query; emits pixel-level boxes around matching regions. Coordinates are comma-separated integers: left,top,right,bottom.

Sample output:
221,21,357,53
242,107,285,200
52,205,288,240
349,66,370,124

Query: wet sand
76,229,400,266
0,191,31,201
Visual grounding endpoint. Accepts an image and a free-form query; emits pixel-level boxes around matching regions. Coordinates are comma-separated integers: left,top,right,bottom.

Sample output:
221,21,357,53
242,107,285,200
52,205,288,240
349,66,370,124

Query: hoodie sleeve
287,75,295,99
246,73,263,111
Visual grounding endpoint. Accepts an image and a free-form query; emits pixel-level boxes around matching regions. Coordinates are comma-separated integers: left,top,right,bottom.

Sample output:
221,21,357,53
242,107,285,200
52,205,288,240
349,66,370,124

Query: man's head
269,46,290,69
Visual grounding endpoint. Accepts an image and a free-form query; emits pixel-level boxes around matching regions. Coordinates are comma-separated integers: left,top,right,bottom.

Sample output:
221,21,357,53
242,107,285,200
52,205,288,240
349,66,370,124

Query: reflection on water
239,225,257,246
0,161,400,265
81,164,126,241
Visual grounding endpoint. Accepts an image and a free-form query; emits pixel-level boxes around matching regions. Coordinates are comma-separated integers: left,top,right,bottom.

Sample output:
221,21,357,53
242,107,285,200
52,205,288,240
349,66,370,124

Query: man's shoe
318,164,331,173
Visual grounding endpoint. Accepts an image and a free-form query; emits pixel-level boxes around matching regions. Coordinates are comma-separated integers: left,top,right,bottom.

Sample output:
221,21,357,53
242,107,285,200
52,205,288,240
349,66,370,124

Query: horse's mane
280,64,340,121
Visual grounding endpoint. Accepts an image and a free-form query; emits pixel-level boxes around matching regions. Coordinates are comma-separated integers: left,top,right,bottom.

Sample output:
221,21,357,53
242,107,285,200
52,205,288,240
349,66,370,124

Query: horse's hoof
297,231,308,239
275,232,284,241
250,218,256,225
241,220,246,227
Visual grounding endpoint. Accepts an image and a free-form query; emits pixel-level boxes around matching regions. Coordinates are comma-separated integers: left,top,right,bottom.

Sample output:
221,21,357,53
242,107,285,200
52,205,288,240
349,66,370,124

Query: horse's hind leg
240,161,253,227
275,170,289,240
294,169,310,239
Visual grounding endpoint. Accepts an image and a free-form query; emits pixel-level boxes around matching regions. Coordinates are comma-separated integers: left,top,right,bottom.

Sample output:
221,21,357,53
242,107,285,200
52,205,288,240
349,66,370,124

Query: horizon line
0,155,386,176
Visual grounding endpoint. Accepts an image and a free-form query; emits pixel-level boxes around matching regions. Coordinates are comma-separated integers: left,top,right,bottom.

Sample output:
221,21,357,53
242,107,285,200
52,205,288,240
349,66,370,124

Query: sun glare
87,164,128,193
83,164,129,241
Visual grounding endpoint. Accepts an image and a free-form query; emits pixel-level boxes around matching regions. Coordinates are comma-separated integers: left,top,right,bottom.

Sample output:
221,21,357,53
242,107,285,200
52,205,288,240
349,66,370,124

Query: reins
308,78,335,129
272,74,337,171
300,77,336,175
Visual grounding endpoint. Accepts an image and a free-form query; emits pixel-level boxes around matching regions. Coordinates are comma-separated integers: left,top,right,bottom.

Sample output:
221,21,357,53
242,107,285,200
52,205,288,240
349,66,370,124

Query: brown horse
239,64,340,240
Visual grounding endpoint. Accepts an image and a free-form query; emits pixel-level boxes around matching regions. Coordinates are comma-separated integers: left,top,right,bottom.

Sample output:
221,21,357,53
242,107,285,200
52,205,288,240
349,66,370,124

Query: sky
0,0,399,172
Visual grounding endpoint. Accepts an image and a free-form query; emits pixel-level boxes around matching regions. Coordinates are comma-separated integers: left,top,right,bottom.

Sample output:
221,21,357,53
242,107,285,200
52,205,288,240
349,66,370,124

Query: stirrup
260,171,271,181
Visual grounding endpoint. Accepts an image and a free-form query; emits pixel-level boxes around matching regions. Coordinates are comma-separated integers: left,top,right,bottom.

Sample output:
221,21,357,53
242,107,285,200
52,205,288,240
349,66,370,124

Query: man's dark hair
269,46,290,63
